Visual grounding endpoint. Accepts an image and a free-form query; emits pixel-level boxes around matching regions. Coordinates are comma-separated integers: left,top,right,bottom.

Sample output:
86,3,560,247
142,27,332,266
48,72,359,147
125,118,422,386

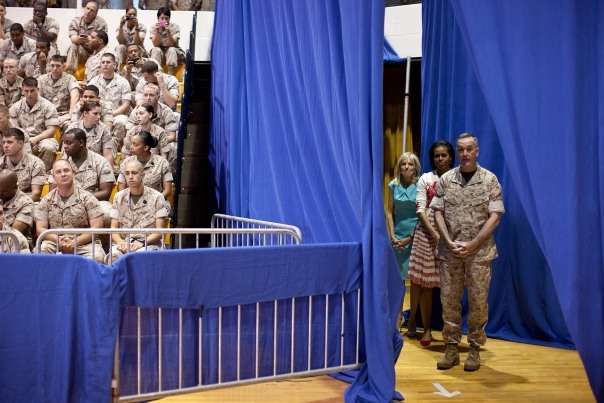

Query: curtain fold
211,1,404,401
423,0,603,400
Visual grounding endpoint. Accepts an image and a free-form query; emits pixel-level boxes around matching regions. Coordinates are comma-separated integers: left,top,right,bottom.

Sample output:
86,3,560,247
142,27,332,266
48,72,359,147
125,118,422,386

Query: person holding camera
149,7,185,76
66,0,108,76
120,44,162,95
115,7,147,67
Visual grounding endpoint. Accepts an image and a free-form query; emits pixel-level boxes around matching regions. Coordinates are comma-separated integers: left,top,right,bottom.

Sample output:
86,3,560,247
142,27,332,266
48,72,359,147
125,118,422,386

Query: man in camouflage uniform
170,0,201,11
17,37,50,79
135,61,179,110
106,159,167,264
66,0,108,75
9,77,59,172
23,3,60,57
0,58,24,109
115,8,147,67
0,203,30,254
0,23,36,68
71,85,114,131
120,44,162,95
0,169,35,236
430,133,505,372
88,53,132,157
138,0,169,10
35,159,105,262
38,55,81,134
49,128,114,227
65,104,113,167
0,127,46,201
149,7,185,76
82,30,112,86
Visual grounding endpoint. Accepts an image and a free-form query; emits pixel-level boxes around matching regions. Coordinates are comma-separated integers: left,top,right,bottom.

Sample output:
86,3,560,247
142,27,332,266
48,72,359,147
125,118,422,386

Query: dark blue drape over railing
422,1,604,400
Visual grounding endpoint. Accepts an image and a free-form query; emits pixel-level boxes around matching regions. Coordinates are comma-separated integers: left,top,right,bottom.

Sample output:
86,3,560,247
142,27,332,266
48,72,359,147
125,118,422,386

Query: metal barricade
0,230,20,253
210,214,303,247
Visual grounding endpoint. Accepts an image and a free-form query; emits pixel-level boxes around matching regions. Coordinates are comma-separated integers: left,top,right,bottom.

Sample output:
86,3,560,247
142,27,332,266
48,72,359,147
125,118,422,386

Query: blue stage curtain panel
422,0,604,400
0,255,122,403
210,1,404,402
384,38,406,63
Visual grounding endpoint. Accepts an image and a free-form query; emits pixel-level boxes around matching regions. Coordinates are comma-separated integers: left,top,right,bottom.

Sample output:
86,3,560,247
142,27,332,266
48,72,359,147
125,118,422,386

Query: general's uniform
35,185,106,262
9,96,60,172
66,16,109,74
23,17,60,56
48,151,115,227
0,76,23,109
0,153,47,196
88,73,132,153
1,189,35,234
18,52,45,79
429,164,505,347
38,72,80,134
134,73,179,110
84,46,113,82
149,23,186,68
0,223,30,254
114,23,147,66
107,185,168,262
65,121,113,157
0,37,37,63
121,124,170,157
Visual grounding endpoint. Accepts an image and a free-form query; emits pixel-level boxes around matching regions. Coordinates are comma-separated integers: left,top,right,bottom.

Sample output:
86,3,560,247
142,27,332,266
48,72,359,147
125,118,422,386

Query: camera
128,57,139,64
158,20,167,27
125,15,134,20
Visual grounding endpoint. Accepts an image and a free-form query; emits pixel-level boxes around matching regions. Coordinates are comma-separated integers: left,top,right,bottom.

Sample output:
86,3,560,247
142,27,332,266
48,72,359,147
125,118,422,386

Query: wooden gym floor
158,289,595,403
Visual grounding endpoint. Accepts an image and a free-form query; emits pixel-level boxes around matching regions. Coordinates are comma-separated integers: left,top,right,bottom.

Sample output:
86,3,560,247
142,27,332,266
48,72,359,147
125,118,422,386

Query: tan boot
168,65,175,76
437,344,460,369
464,345,481,371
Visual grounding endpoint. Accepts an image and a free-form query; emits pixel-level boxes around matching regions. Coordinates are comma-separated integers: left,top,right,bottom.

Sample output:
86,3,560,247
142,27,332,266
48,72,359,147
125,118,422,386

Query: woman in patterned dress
407,140,454,345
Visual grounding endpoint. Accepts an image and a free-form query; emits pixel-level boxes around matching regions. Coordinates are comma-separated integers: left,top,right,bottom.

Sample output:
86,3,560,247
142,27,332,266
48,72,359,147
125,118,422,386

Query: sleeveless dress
389,180,419,280
408,171,441,288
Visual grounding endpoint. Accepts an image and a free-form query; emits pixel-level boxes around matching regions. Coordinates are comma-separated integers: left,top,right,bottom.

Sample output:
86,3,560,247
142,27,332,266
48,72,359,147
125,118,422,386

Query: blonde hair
393,152,421,186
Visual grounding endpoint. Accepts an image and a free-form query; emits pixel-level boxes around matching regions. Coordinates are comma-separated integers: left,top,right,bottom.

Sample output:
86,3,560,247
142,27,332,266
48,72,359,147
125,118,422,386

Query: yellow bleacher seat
164,218,171,244
116,152,121,166
178,82,184,99
41,181,49,197
168,183,175,206
73,65,86,81
54,127,61,143
176,103,181,113
109,182,118,202
55,151,61,161
163,65,185,81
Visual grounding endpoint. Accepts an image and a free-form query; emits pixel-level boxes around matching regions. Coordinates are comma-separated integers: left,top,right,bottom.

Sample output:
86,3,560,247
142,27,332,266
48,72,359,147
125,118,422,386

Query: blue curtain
422,0,604,400
0,255,121,402
211,1,404,402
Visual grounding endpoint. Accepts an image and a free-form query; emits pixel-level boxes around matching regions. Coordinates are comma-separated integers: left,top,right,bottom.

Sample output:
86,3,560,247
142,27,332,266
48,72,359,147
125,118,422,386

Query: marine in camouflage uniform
1,187,35,236
72,99,114,127
23,16,60,57
134,72,179,109
84,45,112,83
65,120,112,158
38,70,80,134
0,74,23,109
0,35,36,64
122,123,170,158
138,0,169,10
0,152,47,199
149,21,185,71
9,94,60,172
18,51,46,79
115,19,148,67
65,12,108,74
430,134,504,371
0,223,30,254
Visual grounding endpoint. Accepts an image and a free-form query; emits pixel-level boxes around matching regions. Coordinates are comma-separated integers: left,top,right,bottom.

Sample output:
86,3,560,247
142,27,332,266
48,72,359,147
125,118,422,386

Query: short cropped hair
0,105,8,117
101,52,116,63
157,7,170,18
36,37,50,47
83,85,100,96
143,83,160,94
49,54,64,63
456,133,479,148
141,61,159,74
22,77,38,88
2,127,25,142
94,30,109,46
65,128,87,144
9,23,24,33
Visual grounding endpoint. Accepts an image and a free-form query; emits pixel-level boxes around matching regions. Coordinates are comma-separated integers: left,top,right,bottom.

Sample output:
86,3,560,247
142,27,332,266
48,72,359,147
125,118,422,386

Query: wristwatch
37,23,43,28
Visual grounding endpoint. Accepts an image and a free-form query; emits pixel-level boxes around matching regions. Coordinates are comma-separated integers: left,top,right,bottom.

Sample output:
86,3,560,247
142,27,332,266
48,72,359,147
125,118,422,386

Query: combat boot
437,344,459,369
464,345,481,371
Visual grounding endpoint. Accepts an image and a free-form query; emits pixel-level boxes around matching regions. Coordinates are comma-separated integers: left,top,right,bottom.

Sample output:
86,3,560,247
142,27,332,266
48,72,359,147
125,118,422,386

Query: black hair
9,23,24,33
2,127,25,142
94,30,109,46
36,37,51,47
65,128,87,144
429,140,455,170
81,100,101,114
22,77,38,88
141,60,159,74
157,7,171,18
133,130,158,151
83,85,100,96
139,103,157,120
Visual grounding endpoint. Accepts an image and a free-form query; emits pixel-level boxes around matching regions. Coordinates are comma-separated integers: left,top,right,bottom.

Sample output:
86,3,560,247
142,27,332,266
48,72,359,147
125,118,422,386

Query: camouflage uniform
88,73,131,155
118,154,172,195
139,0,169,10
0,75,23,109
18,52,45,79
107,185,168,262
149,22,186,67
430,164,505,347
134,73,179,109
9,96,60,172
0,223,30,254
114,22,147,67
84,46,113,82
48,151,115,227
1,18,14,36
0,37,37,63
35,185,106,262
23,17,60,56
1,188,35,232
38,71,80,133
172,0,198,10
65,16,109,74
0,152,47,196
121,124,170,157
65,120,112,157
71,99,114,125
120,57,162,96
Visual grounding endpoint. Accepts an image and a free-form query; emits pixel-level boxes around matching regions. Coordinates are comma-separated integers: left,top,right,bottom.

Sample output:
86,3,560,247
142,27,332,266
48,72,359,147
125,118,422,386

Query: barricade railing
0,231,20,253
210,214,303,247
